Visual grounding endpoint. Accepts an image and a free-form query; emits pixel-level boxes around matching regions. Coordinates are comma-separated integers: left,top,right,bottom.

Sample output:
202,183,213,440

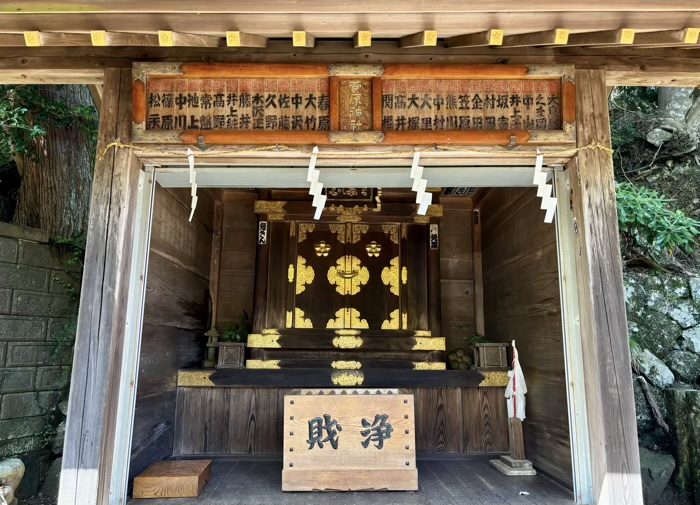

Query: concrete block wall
0,225,78,466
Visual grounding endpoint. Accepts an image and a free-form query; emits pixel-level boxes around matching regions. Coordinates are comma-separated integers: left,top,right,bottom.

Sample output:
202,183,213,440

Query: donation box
282,389,418,491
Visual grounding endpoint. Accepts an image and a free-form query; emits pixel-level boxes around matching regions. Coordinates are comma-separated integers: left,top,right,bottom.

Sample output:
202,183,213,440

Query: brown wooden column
59,68,142,505
571,69,642,505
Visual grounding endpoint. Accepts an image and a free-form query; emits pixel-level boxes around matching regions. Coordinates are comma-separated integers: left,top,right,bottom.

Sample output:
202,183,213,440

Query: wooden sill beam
566,28,636,46
157,30,224,47
292,31,315,48
226,31,268,48
445,30,504,48
399,30,438,48
353,31,372,48
498,29,569,48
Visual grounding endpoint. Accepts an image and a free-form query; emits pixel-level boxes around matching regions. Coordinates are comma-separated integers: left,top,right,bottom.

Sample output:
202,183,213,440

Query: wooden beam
353,31,372,48
498,29,569,48
400,30,438,48
593,28,700,48
91,30,159,46
88,83,102,110
158,30,224,47
605,70,700,87
445,30,504,48
0,69,103,84
292,31,315,48
23,30,92,46
571,68,643,505
59,67,142,505
567,28,636,46
226,31,268,48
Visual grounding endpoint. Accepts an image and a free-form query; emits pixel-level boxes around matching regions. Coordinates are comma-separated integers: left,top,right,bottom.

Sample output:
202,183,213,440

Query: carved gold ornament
381,257,401,296
294,307,313,328
332,335,364,348
177,370,214,387
479,371,511,387
413,362,447,370
351,224,369,243
246,360,281,369
335,329,361,336
329,223,347,243
327,308,369,329
337,215,363,222
296,256,315,294
414,330,432,337
286,310,292,328
382,224,399,244
248,333,281,348
314,241,331,257
412,337,446,351
331,361,362,370
402,312,408,329
402,266,408,285
331,370,364,386
254,200,286,215
327,255,369,296
298,223,315,243
288,264,294,283
366,241,382,257
401,224,407,240
381,309,401,330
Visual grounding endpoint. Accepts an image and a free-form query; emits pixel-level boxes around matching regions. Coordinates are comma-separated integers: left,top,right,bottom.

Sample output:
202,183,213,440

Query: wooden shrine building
2,2,699,504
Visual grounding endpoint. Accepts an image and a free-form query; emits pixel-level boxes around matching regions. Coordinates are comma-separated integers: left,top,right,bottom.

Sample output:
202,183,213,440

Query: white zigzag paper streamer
409,151,431,215
187,148,198,222
306,147,326,220
532,149,557,224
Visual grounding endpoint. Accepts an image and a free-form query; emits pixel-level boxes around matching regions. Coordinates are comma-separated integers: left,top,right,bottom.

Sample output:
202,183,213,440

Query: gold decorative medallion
246,360,281,369
366,241,382,257
412,337,446,351
332,335,364,348
479,371,511,387
314,241,331,257
331,370,365,386
331,361,362,370
296,256,315,294
298,223,315,243
382,224,399,244
327,255,369,296
327,308,369,329
381,257,401,296
381,309,401,330
248,333,281,348
288,264,294,283
351,224,369,243
329,223,347,243
413,362,447,370
294,307,313,328
177,370,214,387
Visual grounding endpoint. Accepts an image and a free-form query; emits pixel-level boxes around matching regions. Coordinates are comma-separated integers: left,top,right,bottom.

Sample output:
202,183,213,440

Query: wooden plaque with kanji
282,390,418,491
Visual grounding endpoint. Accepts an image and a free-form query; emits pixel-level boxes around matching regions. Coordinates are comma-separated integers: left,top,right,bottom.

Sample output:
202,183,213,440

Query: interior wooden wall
216,190,258,329
478,187,572,488
173,386,508,456
129,184,214,480
439,197,475,351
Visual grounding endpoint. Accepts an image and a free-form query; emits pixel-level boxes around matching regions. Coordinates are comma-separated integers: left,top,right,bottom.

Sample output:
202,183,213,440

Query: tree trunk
657,87,695,121
13,85,96,239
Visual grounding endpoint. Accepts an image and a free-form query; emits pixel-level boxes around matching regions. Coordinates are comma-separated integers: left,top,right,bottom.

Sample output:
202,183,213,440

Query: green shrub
617,182,700,263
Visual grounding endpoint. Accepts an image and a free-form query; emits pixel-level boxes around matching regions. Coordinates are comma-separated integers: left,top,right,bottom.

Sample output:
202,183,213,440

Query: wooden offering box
133,460,212,498
283,389,418,491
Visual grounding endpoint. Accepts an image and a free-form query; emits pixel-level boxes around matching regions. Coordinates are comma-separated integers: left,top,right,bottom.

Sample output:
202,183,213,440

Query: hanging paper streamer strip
532,149,557,224
187,148,198,222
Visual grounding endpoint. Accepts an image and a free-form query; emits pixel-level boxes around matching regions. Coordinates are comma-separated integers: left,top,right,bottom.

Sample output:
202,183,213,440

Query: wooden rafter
498,29,570,48
592,28,700,48
445,30,504,48
226,31,268,48
157,30,224,47
399,31,438,48
566,29,636,46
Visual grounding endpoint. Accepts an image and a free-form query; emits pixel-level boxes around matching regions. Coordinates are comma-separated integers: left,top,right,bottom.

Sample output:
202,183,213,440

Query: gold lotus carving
294,307,313,328
329,223,347,243
327,255,369,296
381,257,401,296
331,370,365,386
382,224,399,244
331,360,362,370
327,308,369,330
296,256,314,294
381,309,401,330
298,223,315,243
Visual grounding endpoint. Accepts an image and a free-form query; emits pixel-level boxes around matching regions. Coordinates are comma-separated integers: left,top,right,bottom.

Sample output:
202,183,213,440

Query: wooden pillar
59,68,142,505
571,69,642,505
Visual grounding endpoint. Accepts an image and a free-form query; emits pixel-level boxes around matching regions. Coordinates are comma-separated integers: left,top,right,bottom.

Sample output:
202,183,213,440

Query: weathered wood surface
130,185,213,481
478,187,572,487
133,460,211,498
571,69,642,505
59,68,140,505
173,386,507,456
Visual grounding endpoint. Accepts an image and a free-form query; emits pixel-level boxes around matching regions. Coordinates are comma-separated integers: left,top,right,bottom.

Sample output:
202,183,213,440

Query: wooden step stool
133,460,212,499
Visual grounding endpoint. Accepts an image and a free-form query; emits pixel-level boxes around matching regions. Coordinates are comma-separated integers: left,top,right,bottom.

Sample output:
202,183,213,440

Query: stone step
499,455,534,469
489,458,537,476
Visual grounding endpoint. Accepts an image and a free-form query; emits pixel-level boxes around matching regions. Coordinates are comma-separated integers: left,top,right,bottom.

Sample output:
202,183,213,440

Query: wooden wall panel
478,187,572,488
130,184,213,480
462,388,509,453
217,191,258,329
439,198,475,352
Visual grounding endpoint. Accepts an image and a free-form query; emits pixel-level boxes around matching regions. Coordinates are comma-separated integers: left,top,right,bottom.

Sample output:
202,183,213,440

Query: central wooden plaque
282,390,418,491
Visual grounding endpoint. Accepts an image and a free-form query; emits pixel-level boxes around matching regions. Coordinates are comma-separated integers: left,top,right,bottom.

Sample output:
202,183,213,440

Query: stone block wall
0,224,78,496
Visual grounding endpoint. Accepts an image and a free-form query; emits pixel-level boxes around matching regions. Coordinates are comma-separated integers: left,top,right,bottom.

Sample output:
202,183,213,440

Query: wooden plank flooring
129,460,574,505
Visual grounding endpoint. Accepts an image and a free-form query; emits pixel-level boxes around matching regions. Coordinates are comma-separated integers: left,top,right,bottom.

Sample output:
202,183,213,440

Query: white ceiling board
155,165,539,188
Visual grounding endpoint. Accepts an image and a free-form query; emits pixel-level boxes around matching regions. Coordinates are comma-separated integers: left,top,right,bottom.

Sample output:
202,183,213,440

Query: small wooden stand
133,460,212,498
490,419,536,476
